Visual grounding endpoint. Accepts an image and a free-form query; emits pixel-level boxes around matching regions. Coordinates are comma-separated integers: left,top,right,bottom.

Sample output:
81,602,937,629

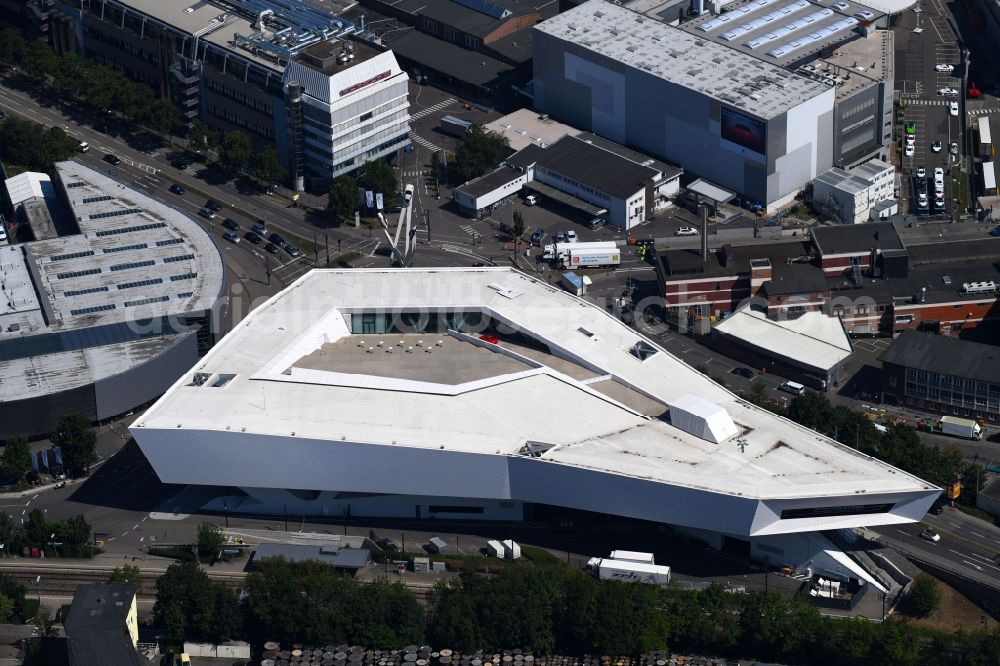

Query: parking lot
894,1,964,216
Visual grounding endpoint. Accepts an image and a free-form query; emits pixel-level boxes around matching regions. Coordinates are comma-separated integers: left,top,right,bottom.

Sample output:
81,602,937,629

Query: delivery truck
937,416,984,440
485,540,505,558
586,557,671,586
502,539,521,559
543,242,620,269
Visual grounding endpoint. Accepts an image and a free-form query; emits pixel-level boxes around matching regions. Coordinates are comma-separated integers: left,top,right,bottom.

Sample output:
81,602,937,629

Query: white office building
812,159,895,224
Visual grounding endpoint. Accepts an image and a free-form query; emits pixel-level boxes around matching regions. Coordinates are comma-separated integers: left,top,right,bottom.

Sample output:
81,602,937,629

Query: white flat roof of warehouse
484,109,576,151
535,0,832,119
5,172,55,207
134,268,934,501
715,306,853,372
0,162,224,402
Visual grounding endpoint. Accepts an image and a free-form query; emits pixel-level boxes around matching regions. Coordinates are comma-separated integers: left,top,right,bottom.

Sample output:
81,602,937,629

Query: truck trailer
485,540,505,558
543,242,621,269
586,557,671,586
502,539,521,559
609,550,656,565
937,416,984,440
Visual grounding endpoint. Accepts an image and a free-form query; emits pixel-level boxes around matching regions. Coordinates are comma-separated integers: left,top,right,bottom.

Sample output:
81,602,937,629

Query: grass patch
24,598,39,620
952,503,997,526
520,545,565,566
147,545,197,562
954,171,969,207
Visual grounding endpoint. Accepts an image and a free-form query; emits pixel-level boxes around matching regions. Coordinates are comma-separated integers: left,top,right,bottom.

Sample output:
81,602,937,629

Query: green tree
356,160,397,203
50,413,96,478
0,29,27,66
55,514,91,546
187,119,218,153
512,210,525,241
19,39,57,83
906,573,941,617
154,562,239,643
328,175,359,221
249,146,285,185
0,436,30,482
197,522,225,561
451,125,510,184
108,564,143,591
145,97,181,136
219,130,252,174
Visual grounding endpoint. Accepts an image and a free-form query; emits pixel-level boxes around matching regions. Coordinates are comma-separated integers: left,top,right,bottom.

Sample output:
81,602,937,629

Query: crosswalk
907,99,957,106
410,97,457,121
401,169,429,178
969,107,1000,116
410,134,441,152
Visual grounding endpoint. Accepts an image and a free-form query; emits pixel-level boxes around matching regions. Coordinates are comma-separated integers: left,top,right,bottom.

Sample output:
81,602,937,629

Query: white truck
485,540,505,558
586,557,671,586
938,416,984,440
609,550,656,565
501,539,521,559
543,241,620,270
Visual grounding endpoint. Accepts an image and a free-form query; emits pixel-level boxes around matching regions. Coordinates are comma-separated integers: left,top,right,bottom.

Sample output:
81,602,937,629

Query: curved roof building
0,161,225,439
131,267,936,539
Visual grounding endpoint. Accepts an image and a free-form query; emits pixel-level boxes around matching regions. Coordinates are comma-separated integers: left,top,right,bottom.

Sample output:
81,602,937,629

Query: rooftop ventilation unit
669,394,739,444
961,281,997,295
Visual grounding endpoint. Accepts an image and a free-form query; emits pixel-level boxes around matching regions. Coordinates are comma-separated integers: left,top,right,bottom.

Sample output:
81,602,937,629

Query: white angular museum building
131,268,938,586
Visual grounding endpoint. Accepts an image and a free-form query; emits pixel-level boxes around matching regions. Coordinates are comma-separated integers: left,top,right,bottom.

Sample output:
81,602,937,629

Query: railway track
0,561,247,597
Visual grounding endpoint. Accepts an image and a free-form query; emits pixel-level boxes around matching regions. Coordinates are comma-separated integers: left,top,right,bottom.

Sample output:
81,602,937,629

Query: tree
145,97,181,136
328,175,359,221
50,413,96,478
0,29,27,67
512,210,525,261
356,160,397,203
219,130,252,174
906,573,941,617
0,436,30,482
197,522,225,561
187,119,218,153
154,562,239,643
56,514,92,546
108,564,143,591
451,126,510,185
19,39,57,84
249,146,285,185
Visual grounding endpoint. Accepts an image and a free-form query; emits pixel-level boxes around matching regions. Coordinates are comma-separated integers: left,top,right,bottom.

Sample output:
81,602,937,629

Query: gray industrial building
0,162,225,439
46,0,410,191
532,0,896,211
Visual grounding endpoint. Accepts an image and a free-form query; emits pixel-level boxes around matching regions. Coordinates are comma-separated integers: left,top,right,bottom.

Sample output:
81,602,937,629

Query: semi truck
440,115,472,137
501,539,521,559
586,557,671,586
609,550,656,565
938,416,984,440
543,242,620,269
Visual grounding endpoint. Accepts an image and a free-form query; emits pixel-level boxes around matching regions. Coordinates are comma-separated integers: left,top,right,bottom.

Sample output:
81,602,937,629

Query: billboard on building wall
720,106,767,159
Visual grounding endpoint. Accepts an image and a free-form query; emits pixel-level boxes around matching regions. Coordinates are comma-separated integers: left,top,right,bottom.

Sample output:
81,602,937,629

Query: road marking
970,530,987,538
132,524,139,530
121,532,128,537
961,560,983,571
948,521,962,528
410,134,441,152
896,529,909,536
409,98,457,121
368,241,380,257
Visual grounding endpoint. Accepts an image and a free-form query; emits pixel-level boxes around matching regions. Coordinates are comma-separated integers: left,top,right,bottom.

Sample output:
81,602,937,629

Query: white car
674,227,699,236
931,140,942,153
854,10,874,19
916,167,926,179
565,230,579,243
905,135,915,146
950,101,959,116
905,144,915,157
919,529,941,542
949,142,959,155
832,1,848,9
937,87,958,96
935,64,955,73
404,183,414,206
934,167,944,182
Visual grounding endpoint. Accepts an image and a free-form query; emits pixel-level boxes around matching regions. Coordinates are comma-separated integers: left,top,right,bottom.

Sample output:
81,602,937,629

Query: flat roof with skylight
133,267,938,537
535,0,832,119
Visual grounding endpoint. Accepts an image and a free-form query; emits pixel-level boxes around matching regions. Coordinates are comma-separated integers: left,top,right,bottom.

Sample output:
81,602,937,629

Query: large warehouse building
0,162,225,439
132,267,938,586
532,0,897,211
48,0,410,191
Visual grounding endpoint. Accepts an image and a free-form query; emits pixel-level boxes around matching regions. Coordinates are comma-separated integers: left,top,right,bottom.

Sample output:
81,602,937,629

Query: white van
779,380,806,396
78,141,90,153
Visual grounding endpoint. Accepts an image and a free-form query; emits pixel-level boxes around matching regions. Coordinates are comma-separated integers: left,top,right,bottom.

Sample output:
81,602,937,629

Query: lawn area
899,576,998,632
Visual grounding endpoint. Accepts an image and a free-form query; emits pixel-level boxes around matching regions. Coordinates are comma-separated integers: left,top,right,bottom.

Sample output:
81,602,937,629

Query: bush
905,573,941,617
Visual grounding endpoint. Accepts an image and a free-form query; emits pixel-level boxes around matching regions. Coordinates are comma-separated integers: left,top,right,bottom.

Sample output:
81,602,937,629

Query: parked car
919,529,941,542
931,140,942,153
104,153,122,165
169,184,185,195
222,218,239,231
935,63,955,73
269,233,286,248
934,167,944,184
554,230,565,244
937,87,959,96
905,134,915,146
565,230,579,243
252,221,268,235
832,1,848,9
905,122,916,135
991,226,1000,237
853,10,874,19
905,144,915,157
285,244,301,258
674,227,698,236
588,217,606,230
530,227,545,244
198,207,216,220
525,194,539,206
245,231,262,244
916,167,926,179
264,242,279,254
223,231,240,244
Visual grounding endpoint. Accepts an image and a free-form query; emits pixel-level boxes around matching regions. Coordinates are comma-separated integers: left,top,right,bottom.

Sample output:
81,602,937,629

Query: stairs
823,528,909,594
